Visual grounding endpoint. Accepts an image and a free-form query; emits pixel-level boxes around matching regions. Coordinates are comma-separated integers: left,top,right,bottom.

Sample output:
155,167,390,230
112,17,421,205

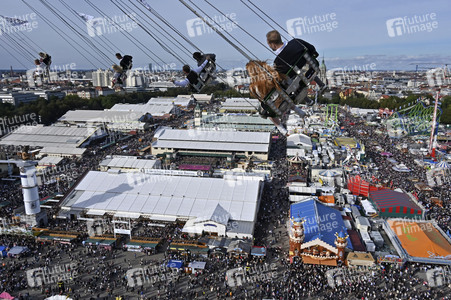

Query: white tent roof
194,203,230,225
147,97,192,107
152,129,270,153
58,110,145,123
0,125,96,148
288,186,317,194
40,146,86,156
100,156,159,170
38,156,63,165
63,171,262,223
289,153,303,162
110,103,176,117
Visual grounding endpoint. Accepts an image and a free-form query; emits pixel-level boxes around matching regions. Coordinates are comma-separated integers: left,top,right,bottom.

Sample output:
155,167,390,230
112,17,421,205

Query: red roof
347,229,366,252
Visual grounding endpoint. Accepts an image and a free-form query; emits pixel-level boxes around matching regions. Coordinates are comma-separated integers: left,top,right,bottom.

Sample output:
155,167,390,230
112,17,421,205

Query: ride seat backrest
204,61,216,73
191,81,204,92
199,61,216,80
285,48,315,78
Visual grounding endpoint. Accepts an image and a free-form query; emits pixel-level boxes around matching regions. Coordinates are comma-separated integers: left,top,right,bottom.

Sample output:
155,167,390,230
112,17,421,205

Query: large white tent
61,171,263,238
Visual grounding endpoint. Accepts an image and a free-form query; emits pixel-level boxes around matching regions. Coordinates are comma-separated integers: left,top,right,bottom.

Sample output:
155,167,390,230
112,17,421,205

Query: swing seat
192,60,216,92
258,48,325,119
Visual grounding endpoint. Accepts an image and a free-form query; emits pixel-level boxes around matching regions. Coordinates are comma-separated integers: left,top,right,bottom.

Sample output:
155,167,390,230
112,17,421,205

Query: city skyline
0,0,450,70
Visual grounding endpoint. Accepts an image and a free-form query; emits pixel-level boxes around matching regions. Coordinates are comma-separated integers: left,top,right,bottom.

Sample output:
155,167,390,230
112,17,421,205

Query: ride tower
288,217,305,261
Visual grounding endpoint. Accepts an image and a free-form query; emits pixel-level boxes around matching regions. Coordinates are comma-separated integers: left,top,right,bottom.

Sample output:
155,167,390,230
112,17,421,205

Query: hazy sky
0,0,450,70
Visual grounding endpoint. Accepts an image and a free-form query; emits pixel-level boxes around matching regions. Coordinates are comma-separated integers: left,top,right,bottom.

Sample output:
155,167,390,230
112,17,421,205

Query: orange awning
319,195,335,204
388,220,451,259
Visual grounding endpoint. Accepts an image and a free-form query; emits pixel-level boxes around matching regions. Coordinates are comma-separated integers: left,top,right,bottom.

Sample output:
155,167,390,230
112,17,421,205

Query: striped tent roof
369,189,421,212
437,161,450,170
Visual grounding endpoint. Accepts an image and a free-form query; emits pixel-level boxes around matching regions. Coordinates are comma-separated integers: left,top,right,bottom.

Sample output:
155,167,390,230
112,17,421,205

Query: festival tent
347,175,383,197
45,296,73,300
387,220,451,260
290,199,353,251
290,199,354,265
369,190,423,219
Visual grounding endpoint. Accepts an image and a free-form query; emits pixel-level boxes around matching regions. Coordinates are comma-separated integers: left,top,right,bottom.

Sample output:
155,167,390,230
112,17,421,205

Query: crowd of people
0,97,450,299
339,108,451,235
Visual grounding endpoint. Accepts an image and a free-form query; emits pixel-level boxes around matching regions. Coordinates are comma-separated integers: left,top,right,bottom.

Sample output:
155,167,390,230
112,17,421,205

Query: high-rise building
92,69,113,87
125,71,146,87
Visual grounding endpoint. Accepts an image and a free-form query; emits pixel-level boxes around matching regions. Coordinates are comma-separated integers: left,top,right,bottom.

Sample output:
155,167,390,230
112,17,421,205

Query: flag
76,12,101,26
0,15,29,26
76,12,94,22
